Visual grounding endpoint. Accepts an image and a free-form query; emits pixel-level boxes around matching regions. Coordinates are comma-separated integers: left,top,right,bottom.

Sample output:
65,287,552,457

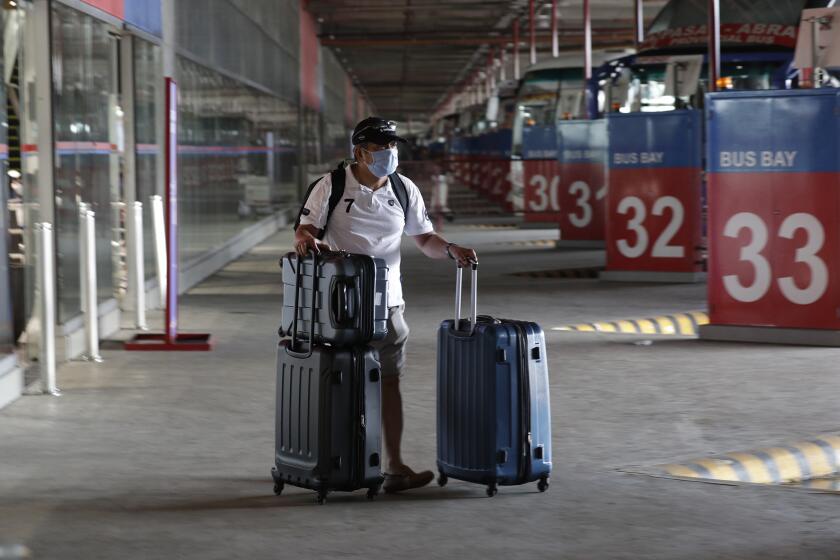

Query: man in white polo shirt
295,117,477,493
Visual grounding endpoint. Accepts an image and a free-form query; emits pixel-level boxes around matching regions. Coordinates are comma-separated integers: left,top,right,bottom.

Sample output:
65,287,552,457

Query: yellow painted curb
504,239,558,248
464,224,518,230
553,311,709,336
657,434,840,484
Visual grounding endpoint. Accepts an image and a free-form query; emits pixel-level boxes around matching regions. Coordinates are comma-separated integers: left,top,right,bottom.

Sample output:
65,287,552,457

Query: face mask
363,147,398,178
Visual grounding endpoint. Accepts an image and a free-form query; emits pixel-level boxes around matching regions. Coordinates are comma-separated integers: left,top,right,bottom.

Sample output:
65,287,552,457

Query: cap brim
361,130,407,145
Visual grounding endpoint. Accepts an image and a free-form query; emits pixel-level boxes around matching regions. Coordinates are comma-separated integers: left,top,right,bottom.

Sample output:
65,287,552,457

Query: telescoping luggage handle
454,262,478,335
289,252,318,358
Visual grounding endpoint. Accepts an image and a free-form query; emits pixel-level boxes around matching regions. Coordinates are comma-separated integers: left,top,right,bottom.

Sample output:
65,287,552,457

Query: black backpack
294,162,409,240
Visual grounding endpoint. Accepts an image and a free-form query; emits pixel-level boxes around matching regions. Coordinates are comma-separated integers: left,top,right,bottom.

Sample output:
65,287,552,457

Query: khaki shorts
371,305,409,378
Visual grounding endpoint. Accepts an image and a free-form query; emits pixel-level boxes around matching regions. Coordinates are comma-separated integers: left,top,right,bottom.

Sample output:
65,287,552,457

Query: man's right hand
294,227,332,256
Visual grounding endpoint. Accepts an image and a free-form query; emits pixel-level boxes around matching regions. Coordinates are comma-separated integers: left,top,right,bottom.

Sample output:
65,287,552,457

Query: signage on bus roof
641,23,798,51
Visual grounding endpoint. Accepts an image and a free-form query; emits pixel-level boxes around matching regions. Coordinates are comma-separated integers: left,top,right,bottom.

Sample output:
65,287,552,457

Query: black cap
352,117,407,146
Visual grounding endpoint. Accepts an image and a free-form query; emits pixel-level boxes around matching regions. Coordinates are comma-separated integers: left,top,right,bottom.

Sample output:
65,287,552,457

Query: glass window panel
133,37,161,281
176,56,299,264
51,3,119,322
0,20,11,352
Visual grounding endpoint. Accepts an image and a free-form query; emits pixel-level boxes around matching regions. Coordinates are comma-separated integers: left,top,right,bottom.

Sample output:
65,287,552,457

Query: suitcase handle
289,252,318,358
331,279,355,326
454,262,478,334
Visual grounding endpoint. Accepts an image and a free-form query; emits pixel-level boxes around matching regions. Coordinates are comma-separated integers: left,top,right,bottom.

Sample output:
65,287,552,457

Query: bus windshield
513,67,584,154
515,68,585,126
610,58,785,112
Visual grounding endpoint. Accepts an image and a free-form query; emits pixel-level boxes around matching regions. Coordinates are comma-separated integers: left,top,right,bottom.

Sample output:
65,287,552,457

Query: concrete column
513,18,520,80
31,0,54,224
161,0,176,78
529,0,536,66
583,0,592,81
634,0,645,48
121,36,141,312
708,0,721,91
157,0,173,201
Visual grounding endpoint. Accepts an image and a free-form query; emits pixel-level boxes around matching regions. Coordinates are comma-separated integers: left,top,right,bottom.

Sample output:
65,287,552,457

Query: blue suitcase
436,264,552,496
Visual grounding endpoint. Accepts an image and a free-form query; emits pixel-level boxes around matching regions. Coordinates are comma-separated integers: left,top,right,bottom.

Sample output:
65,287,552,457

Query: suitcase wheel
316,490,328,505
486,483,498,498
366,485,381,501
538,476,549,493
270,467,284,496
437,472,448,487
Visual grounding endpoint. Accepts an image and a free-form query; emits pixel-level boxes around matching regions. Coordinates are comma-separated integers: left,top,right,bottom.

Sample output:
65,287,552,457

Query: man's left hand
449,244,478,268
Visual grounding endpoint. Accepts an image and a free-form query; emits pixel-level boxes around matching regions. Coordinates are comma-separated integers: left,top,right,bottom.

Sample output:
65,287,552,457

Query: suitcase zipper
353,348,366,487
361,257,373,341
507,320,532,483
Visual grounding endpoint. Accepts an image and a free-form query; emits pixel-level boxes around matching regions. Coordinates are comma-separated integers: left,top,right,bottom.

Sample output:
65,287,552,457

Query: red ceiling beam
322,30,634,47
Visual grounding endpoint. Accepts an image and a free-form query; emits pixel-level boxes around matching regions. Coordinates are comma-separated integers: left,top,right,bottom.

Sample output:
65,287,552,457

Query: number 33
723,212,828,305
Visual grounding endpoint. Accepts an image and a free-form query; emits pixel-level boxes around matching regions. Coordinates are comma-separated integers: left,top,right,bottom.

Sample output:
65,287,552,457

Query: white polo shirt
299,167,435,307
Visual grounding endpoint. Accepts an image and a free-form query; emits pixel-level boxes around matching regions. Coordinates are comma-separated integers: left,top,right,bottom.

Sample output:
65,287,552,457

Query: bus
514,50,631,229
597,0,835,114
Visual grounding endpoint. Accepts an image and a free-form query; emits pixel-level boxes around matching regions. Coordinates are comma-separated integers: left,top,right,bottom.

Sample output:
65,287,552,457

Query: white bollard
130,201,148,330
151,194,167,308
80,208,102,363
35,222,59,395
78,202,89,314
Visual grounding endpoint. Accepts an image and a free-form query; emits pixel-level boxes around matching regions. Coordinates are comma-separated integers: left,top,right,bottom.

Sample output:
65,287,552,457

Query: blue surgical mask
364,147,398,178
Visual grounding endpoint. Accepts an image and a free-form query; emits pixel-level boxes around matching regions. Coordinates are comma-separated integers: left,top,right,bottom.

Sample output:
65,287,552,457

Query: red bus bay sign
641,23,798,51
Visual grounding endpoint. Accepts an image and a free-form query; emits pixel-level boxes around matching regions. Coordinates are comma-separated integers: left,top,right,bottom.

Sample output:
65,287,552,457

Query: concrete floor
2,227,840,559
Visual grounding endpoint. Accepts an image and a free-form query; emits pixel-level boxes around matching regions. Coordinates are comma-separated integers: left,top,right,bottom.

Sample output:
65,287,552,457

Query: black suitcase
279,251,388,347
272,253,384,504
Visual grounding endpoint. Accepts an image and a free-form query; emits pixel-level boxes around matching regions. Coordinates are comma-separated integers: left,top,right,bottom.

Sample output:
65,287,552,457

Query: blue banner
448,136,467,156
478,129,512,158
522,125,557,160
125,0,162,37
557,120,607,165
707,89,840,174
608,110,702,170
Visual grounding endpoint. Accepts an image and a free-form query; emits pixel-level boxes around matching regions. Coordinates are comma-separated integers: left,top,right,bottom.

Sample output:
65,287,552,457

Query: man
294,117,477,493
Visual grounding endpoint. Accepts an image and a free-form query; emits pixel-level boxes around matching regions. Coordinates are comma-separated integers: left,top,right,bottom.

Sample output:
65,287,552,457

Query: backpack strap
294,165,409,238
293,163,347,240
323,166,346,237
388,172,410,222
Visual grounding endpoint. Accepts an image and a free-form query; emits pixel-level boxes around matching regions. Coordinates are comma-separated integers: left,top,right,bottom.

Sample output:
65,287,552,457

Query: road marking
553,311,709,336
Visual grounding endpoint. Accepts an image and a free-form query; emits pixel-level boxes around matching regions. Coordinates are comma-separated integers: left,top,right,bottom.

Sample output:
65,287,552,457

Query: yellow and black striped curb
500,239,557,248
796,477,840,491
552,311,709,336
512,267,604,279
651,434,840,485
463,223,519,230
